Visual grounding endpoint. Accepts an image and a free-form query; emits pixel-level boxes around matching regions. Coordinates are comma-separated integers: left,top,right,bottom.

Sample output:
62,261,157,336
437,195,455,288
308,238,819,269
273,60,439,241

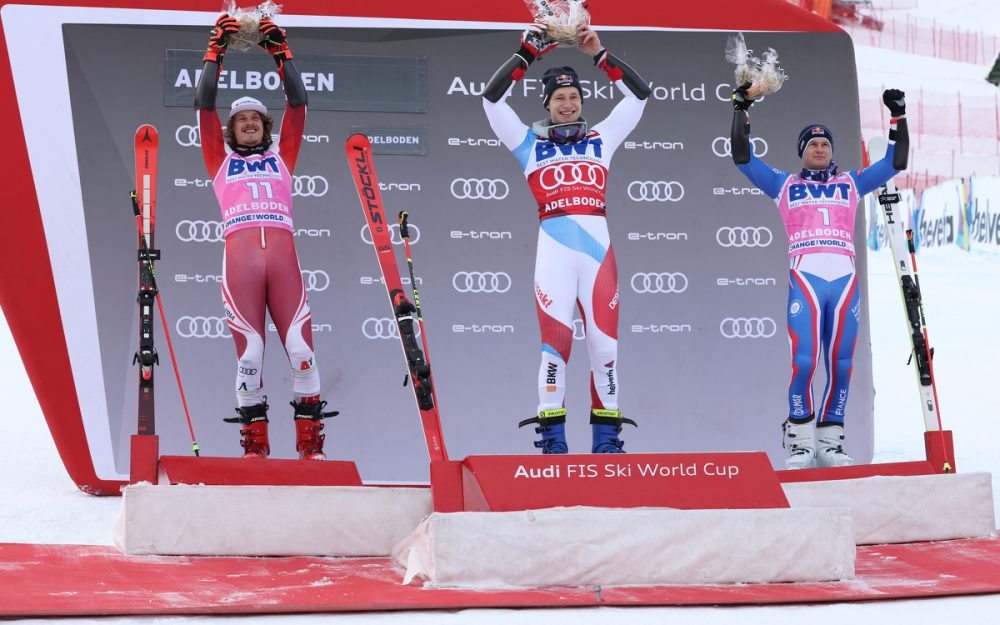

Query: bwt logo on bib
789,183,851,202
227,157,280,178
535,137,603,161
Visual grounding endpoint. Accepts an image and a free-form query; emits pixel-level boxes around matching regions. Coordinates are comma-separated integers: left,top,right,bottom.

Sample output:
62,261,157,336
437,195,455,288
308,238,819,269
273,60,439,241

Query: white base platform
114,484,432,556
782,472,996,544
393,506,855,588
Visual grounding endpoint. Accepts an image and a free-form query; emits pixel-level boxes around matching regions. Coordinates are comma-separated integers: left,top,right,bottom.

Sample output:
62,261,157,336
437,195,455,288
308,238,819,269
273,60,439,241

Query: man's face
233,111,264,146
802,138,832,170
548,87,582,124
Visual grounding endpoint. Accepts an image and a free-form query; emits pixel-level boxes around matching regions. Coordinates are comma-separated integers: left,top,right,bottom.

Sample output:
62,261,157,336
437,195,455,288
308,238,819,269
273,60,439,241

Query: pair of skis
345,134,448,463
868,137,950,472
131,125,199,455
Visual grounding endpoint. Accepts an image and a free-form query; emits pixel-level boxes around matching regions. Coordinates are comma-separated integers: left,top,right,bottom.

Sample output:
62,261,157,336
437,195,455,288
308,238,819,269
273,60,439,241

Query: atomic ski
869,136,950,470
133,124,159,436
345,133,448,462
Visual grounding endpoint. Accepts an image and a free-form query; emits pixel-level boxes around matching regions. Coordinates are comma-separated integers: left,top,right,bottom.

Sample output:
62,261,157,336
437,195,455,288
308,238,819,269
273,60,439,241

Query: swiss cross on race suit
226,155,281,182
529,136,609,219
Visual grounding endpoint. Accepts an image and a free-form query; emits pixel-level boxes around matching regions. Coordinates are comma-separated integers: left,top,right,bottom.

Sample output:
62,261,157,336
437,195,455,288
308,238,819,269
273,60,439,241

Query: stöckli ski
345,133,448,462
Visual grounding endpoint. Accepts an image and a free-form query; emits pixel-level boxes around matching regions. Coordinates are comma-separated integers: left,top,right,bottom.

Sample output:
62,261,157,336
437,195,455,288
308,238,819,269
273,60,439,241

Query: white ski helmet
229,96,268,118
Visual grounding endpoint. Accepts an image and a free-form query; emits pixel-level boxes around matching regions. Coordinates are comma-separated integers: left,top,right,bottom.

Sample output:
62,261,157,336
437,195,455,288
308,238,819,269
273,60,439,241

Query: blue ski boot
518,408,568,454
590,409,638,453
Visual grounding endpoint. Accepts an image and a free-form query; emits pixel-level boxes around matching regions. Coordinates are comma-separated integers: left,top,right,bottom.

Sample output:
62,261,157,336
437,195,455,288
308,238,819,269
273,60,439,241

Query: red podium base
431,452,789,512
127,434,363,487
157,455,363,487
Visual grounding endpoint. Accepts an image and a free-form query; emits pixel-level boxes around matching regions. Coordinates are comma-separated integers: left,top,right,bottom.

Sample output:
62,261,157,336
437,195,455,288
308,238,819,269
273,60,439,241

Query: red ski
133,124,159,435
345,133,448,462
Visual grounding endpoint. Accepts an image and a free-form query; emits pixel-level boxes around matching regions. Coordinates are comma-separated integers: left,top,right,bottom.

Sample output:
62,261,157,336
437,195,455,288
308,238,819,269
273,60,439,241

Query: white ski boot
782,416,816,469
816,424,853,467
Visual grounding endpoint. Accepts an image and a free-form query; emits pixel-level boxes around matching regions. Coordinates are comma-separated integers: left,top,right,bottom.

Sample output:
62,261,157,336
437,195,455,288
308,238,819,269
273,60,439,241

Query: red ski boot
223,401,270,459
291,399,339,461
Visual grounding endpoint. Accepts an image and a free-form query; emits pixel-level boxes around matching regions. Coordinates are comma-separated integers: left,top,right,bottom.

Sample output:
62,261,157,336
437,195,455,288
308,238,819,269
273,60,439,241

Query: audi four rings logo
572,318,586,340
176,316,231,339
720,317,778,339
176,220,224,243
627,181,685,202
716,226,774,248
293,176,329,197
361,223,421,245
538,163,606,190
301,270,330,292
362,317,422,340
712,137,769,158
630,272,689,294
176,124,201,147
450,178,509,200
452,271,512,293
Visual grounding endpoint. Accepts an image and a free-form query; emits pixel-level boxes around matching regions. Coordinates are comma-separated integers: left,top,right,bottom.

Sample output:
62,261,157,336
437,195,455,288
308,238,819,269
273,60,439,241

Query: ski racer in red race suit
195,14,336,460
730,84,910,469
482,24,651,454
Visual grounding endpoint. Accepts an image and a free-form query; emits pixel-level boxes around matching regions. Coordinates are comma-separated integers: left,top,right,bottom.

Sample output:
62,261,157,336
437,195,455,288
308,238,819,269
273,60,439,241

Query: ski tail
345,133,448,462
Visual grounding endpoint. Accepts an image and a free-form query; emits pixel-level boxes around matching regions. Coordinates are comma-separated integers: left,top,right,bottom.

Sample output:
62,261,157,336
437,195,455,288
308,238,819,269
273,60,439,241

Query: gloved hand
731,82,755,111
204,14,238,64
882,88,906,116
520,23,558,60
258,17,293,66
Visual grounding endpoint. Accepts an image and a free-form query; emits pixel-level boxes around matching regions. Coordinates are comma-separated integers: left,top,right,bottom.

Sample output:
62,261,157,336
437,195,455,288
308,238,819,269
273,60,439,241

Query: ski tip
135,124,158,142
346,133,371,148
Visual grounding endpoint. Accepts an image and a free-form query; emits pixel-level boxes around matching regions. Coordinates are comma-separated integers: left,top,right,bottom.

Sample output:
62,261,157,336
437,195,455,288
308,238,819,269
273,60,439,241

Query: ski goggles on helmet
547,120,588,144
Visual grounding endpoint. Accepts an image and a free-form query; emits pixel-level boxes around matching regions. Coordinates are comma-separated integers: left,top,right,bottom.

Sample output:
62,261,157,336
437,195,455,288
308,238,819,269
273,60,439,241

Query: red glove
203,14,238,64
257,17,293,67
519,23,557,60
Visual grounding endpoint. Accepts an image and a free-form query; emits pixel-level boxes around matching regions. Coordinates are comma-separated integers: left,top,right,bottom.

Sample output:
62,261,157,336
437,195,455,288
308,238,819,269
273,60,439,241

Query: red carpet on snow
2,537,1000,616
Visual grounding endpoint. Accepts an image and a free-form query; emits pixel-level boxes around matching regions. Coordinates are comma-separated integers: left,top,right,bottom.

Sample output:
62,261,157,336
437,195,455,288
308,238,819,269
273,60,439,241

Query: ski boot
590,409,637,454
782,414,817,469
223,399,270,459
518,408,568,454
815,424,853,467
291,398,339,461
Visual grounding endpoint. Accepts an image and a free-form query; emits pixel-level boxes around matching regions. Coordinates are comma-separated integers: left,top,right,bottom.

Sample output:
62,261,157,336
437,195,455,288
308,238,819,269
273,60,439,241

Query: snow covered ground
4,1,1000,622
2,246,999,625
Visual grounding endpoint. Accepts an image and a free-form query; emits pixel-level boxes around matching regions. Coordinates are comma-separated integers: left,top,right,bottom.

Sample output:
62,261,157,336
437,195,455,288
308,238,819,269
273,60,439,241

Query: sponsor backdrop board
65,24,872,481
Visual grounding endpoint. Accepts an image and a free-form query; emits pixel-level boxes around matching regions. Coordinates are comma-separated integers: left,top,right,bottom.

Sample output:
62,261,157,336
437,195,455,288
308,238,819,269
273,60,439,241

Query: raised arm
853,89,909,195
589,45,650,153
257,17,307,172
482,25,556,150
729,84,788,199
194,14,238,174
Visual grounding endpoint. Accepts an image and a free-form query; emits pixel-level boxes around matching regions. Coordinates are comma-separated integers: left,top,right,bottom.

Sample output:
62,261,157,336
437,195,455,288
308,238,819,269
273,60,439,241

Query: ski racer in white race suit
730,84,910,469
195,14,337,460
482,24,651,454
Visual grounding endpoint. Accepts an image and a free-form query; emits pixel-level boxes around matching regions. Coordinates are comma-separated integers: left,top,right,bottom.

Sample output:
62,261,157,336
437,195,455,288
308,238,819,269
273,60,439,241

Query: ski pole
398,210,442,415
129,191,201,456
906,228,950,472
